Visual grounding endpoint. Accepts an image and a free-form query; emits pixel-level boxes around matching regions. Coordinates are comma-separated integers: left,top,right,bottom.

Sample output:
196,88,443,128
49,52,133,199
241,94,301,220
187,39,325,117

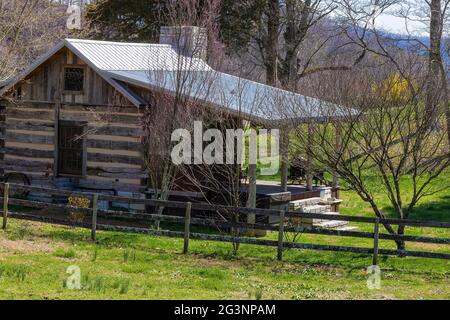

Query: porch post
332,124,342,201
306,122,313,191
332,125,341,189
280,128,289,192
246,125,257,236
247,164,257,209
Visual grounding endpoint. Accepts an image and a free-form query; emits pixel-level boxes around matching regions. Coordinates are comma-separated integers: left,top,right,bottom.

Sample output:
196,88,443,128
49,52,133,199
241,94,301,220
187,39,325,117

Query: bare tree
221,0,360,88
285,59,450,251
336,0,450,141
140,0,228,228
0,0,69,82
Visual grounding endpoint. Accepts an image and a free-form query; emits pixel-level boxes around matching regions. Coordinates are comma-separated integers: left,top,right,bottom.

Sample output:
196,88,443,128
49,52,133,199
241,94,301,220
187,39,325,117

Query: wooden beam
2,183,9,229
373,218,380,266
61,104,139,114
306,123,313,191
88,125,143,137
332,125,341,189
246,164,257,209
3,147,54,159
2,119,54,132
5,132,53,145
6,108,54,121
246,163,257,236
183,202,192,254
277,209,285,261
87,152,143,166
91,194,98,242
280,128,289,192
86,139,142,152
60,111,140,124
54,64,62,177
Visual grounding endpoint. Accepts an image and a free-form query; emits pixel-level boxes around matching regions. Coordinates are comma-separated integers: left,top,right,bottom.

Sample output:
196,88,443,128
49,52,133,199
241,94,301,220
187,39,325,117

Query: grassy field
0,176,449,300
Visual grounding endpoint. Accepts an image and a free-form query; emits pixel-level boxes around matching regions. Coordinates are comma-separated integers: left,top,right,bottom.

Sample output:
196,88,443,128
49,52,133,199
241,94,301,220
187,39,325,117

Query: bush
68,196,91,223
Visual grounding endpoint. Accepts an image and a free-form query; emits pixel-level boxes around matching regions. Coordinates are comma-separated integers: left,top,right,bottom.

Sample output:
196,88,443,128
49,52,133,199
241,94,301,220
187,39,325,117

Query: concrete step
313,219,349,229
289,211,343,226
310,212,350,229
310,211,341,224
289,197,323,210
299,204,331,214
334,226,359,231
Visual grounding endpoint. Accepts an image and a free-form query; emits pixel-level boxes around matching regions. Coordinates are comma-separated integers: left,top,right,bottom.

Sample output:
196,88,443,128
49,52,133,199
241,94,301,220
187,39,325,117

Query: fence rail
1,183,449,263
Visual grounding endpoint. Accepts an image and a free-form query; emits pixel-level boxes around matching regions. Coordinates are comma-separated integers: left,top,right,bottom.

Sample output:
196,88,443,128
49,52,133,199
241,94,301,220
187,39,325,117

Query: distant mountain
392,34,449,66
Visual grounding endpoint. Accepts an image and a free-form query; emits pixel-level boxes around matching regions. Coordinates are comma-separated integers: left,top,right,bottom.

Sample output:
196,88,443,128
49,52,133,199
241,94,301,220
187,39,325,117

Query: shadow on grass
378,195,450,222
406,195,450,221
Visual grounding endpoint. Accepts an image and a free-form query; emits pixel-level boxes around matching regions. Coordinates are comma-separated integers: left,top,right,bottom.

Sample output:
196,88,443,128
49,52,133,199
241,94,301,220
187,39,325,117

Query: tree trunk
280,0,311,90
368,200,406,251
264,0,280,86
396,225,406,255
426,0,446,133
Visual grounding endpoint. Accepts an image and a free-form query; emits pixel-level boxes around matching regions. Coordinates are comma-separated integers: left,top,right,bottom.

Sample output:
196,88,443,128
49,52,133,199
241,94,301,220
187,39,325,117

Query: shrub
68,196,91,223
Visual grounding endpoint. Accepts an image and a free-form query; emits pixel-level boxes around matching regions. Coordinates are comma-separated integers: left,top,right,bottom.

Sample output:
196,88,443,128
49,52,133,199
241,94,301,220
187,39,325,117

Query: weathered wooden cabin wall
1,48,147,195
18,48,126,106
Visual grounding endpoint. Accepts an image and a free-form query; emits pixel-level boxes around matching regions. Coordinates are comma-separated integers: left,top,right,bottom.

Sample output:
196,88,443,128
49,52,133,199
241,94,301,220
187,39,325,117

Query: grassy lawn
0,175,449,300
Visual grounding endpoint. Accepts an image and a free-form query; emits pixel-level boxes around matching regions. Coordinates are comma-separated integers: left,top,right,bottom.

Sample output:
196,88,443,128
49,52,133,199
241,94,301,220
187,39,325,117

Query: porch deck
241,180,329,202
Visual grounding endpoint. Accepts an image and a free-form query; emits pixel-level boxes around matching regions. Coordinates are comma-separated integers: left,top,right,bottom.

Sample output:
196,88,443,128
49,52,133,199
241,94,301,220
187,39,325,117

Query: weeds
91,248,98,262
0,264,29,282
123,249,136,263
255,288,263,300
54,248,76,259
9,224,30,240
63,272,131,295
113,278,130,294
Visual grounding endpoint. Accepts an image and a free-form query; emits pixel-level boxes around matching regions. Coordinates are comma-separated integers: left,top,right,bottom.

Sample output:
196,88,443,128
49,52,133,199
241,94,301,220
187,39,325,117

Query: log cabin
0,26,354,225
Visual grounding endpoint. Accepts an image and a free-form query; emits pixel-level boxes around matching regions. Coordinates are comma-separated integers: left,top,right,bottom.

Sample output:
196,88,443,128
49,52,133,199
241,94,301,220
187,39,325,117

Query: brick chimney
159,26,207,60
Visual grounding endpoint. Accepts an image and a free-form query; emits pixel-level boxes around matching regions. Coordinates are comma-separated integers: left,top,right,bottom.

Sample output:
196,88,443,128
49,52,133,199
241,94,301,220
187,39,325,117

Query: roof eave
0,40,66,96
105,70,272,124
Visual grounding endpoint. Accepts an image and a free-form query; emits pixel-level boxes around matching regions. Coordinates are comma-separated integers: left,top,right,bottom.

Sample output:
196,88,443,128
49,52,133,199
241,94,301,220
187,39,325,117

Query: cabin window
63,67,84,92
58,121,85,176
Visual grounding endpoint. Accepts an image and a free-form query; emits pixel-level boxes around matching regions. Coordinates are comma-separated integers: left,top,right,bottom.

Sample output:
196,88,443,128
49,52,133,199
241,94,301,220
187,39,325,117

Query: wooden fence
1,183,450,265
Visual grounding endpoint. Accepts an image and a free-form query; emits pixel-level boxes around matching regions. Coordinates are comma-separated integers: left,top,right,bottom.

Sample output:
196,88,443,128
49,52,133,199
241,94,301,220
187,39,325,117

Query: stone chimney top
159,26,207,60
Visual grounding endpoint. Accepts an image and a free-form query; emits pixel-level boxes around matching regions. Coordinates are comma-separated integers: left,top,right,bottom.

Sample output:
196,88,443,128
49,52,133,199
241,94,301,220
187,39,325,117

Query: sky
376,14,427,36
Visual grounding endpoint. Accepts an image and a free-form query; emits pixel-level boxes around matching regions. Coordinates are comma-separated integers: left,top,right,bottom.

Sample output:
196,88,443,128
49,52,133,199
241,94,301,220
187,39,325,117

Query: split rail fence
1,183,449,265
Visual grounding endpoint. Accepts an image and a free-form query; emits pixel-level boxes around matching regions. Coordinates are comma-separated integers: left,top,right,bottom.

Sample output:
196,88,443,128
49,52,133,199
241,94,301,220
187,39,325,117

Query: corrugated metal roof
1,38,358,122
107,69,354,122
67,39,211,72
0,79,11,89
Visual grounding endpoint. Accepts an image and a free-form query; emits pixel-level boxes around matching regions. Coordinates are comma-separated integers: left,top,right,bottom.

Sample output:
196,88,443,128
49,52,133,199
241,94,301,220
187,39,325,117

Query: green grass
0,174,449,300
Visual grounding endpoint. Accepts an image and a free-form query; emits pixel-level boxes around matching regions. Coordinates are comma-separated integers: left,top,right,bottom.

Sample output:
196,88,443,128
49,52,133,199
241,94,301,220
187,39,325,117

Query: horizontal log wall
2,101,146,193
1,101,56,188
1,47,149,194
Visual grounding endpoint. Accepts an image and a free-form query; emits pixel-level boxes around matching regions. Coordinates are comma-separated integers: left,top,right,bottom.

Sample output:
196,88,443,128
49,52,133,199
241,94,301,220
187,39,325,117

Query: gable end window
64,67,85,92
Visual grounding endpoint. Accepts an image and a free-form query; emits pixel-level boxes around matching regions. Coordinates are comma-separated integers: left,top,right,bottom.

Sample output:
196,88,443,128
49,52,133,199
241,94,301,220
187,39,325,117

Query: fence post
373,218,380,266
183,202,192,254
2,183,9,230
91,194,99,242
277,209,285,261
